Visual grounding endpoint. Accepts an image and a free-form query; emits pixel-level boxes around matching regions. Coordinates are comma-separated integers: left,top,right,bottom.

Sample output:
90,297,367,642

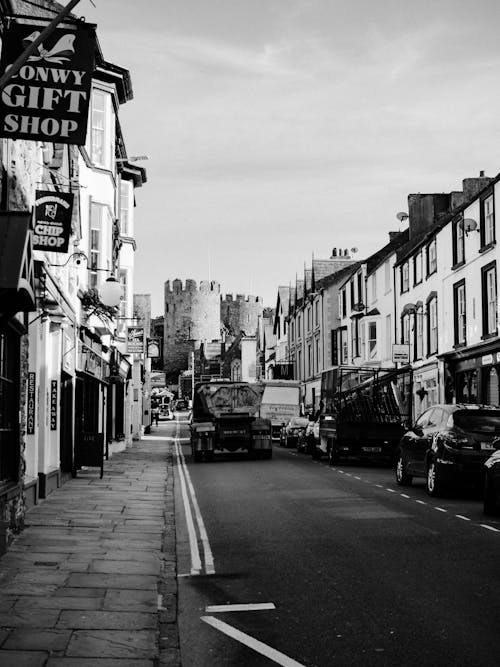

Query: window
452,220,465,267
120,180,132,236
401,262,409,293
360,320,366,360
385,314,392,360
427,238,437,276
307,344,312,377
453,280,466,346
89,203,111,289
290,321,294,342
384,260,391,293
315,337,320,373
90,88,114,168
416,306,423,359
357,273,363,306
481,194,495,247
351,319,360,358
402,313,410,345
315,301,319,326
297,315,302,338
350,279,355,309
331,330,338,366
368,322,377,359
482,262,497,337
427,296,438,354
369,274,377,303
340,328,348,364
306,307,311,332
341,289,347,318
297,350,302,380
414,251,423,285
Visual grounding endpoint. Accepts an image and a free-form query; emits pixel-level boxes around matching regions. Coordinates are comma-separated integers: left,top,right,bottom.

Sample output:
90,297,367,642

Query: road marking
176,437,215,575
201,616,306,667
435,507,447,513
175,439,202,575
415,500,427,505
375,484,383,488
386,488,396,493
400,494,410,499
480,524,500,532
354,476,361,480
205,603,276,612
455,514,471,521
338,470,345,474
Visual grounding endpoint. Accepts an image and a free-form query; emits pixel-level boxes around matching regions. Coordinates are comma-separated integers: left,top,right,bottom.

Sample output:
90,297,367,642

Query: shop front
106,348,131,455
412,360,440,418
75,328,109,474
441,339,500,407
0,211,36,551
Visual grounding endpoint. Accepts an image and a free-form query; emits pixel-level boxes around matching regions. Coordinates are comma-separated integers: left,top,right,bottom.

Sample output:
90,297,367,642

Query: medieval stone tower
220,294,263,341
164,279,221,381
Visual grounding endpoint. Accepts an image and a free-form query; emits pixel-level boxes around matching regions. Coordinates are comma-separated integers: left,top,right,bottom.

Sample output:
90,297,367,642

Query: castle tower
164,279,221,381
220,294,263,343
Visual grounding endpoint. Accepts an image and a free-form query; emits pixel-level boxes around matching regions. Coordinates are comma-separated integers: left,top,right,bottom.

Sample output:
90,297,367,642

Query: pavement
0,428,181,667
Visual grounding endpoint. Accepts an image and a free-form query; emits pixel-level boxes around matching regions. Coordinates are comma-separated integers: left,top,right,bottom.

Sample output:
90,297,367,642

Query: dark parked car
280,417,309,448
175,399,189,411
483,450,500,515
395,404,500,496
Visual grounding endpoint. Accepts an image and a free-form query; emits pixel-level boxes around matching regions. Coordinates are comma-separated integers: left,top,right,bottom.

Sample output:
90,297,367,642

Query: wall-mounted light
396,212,409,222
463,218,479,236
100,277,122,308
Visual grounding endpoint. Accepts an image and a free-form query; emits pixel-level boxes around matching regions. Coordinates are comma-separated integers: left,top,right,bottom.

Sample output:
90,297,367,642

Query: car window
415,409,433,428
453,411,500,433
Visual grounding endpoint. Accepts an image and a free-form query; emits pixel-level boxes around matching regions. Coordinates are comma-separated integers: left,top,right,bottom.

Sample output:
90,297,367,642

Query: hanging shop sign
27,371,36,435
0,21,96,144
50,379,58,430
126,326,145,354
146,338,161,358
33,190,74,252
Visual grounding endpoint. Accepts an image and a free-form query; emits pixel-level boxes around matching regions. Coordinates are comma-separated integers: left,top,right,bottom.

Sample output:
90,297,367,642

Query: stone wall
220,294,263,339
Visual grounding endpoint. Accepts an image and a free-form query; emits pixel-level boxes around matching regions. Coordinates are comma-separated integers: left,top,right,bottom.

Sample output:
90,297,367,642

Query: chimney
462,172,493,201
332,248,337,257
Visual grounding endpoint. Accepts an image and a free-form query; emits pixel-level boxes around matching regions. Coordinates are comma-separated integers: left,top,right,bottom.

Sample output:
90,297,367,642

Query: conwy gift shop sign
0,22,95,144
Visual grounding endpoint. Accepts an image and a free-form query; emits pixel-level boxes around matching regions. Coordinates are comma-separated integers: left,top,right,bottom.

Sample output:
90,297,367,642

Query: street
171,417,500,667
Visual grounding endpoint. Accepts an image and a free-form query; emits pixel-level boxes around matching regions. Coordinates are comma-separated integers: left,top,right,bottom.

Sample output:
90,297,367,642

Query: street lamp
100,276,122,308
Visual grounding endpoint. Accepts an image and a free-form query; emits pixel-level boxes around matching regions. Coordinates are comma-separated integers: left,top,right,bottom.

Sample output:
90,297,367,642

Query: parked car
159,405,174,421
395,404,500,496
280,417,309,448
175,399,189,411
483,449,500,515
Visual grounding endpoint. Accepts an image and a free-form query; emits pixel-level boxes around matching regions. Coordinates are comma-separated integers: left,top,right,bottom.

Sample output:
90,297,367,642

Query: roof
366,229,410,274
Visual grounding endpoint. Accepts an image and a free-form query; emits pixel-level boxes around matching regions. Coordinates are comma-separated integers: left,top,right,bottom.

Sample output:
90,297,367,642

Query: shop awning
0,212,36,314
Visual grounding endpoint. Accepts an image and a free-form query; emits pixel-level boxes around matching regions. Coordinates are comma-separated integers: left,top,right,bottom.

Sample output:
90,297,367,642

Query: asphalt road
172,419,500,667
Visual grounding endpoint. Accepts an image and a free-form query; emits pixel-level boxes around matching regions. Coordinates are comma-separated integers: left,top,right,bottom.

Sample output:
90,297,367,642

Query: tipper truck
259,380,301,440
190,380,272,461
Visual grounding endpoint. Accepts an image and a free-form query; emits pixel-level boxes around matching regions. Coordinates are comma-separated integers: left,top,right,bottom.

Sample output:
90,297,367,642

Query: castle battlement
165,279,221,296
222,293,262,304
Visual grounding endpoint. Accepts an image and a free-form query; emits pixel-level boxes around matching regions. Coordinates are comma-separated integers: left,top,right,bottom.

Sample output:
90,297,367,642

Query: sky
81,0,500,316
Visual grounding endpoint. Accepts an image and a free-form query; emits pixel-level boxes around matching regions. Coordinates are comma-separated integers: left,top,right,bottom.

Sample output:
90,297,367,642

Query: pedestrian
152,405,159,426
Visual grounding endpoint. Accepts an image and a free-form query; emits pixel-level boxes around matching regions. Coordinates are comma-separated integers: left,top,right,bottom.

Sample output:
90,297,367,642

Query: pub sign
146,338,161,358
0,22,96,144
33,190,73,252
126,326,145,354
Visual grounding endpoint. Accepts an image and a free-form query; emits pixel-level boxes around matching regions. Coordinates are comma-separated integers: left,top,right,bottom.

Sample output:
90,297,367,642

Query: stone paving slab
57,610,156,630
66,629,157,658
2,628,71,651
0,437,180,665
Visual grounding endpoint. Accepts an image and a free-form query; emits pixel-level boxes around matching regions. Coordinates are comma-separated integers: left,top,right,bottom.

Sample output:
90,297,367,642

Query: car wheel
426,459,444,497
483,473,498,515
395,452,412,486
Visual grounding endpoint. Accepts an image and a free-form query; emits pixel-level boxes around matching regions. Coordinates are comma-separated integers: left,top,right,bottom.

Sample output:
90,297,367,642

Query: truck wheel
329,444,340,466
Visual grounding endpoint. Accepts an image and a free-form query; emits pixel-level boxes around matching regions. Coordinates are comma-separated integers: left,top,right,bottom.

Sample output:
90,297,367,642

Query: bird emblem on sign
23,31,76,64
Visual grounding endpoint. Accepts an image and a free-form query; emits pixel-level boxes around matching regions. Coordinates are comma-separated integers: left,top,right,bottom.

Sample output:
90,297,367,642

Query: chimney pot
332,248,337,257
480,170,485,177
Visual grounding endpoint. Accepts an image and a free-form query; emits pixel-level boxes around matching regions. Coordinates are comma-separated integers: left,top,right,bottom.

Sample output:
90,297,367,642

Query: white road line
415,500,427,505
455,514,471,521
386,488,396,493
205,603,276,613
175,440,202,575
480,524,500,532
338,470,345,474
435,507,447,513
375,484,383,488
176,435,215,575
400,494,410,499
201,616,306,667
354,476,361,480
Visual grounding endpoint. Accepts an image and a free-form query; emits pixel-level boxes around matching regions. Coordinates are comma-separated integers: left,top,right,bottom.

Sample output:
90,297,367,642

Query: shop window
457,370,478,404
484,367,500,407
0,327,20,483
481,261,497,338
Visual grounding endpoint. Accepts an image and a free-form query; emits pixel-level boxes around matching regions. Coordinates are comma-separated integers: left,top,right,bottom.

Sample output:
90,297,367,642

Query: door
59,372,74,474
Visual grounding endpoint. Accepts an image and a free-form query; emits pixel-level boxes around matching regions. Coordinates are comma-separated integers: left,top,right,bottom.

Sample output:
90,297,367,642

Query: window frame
481,261,497,339
481,192,495,249
413,251,423,286
400,261,409,293
426,238,437,277
452,219,465,268
453,279,466,347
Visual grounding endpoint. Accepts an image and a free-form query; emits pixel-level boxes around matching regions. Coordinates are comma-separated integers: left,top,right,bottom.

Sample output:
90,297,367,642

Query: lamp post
99,276,122,309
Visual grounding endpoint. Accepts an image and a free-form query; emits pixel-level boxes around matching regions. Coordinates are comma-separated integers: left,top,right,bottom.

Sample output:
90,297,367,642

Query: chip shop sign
0,22,96,144
34,190,73,252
